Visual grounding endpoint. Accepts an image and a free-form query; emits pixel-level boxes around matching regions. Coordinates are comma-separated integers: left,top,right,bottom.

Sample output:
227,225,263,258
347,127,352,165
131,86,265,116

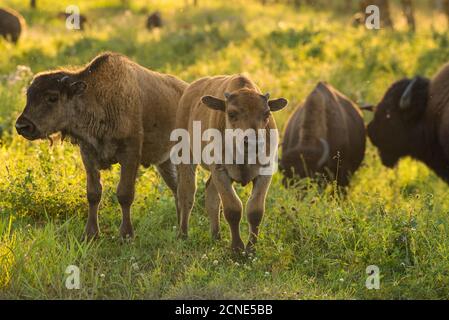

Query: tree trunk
30,0,36,9
401,0,416,31
444,0,449,25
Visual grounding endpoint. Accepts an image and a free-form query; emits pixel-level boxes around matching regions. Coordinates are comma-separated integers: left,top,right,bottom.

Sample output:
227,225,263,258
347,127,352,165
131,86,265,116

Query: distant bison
280,82,366,187
146,11,162,30
367,63,449,183
176,74,287,252
0,8,25,44
15,52,188,239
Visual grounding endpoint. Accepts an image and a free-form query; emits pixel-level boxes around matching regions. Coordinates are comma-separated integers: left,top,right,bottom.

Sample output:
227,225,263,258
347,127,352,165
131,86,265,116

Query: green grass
2,0,449,299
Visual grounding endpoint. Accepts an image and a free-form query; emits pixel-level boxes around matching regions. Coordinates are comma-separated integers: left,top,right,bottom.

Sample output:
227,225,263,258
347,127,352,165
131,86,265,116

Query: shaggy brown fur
280,82,366,187
16,52,188,239
0,8,25,44
175,74,287,252
367,63,449,183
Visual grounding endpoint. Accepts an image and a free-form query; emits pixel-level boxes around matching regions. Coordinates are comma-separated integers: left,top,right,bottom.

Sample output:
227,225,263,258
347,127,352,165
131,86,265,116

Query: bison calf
0,8,25,44
16,52,188,239
280,82,366,187
175,75,287,252
366,63,449,184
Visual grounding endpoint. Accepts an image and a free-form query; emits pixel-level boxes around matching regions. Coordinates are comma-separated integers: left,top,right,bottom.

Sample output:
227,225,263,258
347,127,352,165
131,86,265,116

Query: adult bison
15,52,188,239
0,8,25,44
366,64,449,183
280,82,366,187
175,74,287,252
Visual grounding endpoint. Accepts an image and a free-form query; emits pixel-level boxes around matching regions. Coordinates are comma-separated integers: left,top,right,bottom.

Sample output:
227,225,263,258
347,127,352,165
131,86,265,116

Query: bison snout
15,117,36,138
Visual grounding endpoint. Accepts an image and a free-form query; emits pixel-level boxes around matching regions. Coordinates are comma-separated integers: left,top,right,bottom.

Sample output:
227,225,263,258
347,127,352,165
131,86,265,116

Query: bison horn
264,93,270,100
59,75,70,84
399,77,418,110
317,138,330,168
224,92,231,99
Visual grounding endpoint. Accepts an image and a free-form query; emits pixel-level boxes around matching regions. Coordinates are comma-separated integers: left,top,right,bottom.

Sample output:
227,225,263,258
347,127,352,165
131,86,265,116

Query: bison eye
46,93,59,104
228,112,238,121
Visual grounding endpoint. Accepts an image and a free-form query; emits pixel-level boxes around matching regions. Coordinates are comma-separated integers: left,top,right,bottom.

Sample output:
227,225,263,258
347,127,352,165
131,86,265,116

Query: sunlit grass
1,0,449,299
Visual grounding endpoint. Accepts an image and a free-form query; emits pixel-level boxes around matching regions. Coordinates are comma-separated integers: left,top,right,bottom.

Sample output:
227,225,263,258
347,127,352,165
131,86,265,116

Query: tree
401,0,416,31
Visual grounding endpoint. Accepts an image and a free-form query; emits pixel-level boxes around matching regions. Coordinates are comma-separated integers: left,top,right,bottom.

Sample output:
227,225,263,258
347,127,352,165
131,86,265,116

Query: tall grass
1,0,449,299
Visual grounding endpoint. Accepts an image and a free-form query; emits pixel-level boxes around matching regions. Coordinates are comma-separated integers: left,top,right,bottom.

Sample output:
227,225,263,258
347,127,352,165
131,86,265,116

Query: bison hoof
211,231,221,241
119,225,134,240
83,226,100,241
177,231,188,240
231,239,245,252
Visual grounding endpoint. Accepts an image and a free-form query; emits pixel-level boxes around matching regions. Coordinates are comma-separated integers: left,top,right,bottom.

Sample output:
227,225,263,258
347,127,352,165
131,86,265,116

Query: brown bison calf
366,63,449,183
15,52,188,239
280,82,366,187
0,8,25,44
175,75,287,252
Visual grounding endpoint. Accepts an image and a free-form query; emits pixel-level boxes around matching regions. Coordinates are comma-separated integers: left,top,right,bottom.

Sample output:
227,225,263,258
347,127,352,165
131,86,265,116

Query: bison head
15,73,87,140
201,88,288,132
366,76,430,168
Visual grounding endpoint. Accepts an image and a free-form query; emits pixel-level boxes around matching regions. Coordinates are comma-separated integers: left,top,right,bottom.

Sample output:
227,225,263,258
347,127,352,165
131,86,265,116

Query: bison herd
4,3,449,253
13,51,449,253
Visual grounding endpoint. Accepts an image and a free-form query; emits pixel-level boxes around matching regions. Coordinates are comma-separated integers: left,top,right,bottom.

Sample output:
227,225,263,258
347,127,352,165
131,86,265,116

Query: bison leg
205,176,221,240
117,152,140,239
211,168,244,252
246,175,271,253
81,150,102,240
177,163,197,238
156,159,179,223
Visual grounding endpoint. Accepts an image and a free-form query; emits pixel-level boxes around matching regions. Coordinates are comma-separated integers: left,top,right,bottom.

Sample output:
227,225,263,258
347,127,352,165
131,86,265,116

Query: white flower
132,262,139,271
264,271,270,277
213,260,219,266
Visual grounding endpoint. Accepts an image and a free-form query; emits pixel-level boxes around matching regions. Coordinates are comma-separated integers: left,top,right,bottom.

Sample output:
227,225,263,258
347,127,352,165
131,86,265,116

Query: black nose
15,117,35,136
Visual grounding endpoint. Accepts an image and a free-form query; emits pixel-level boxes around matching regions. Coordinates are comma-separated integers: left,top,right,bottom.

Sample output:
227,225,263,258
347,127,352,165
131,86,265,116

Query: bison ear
268,98,288,112
69,81,87,96
399,76,430,119
201,95,226,112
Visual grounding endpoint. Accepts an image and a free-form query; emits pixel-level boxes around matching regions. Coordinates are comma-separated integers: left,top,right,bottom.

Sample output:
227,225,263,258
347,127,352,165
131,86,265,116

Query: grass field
2,0,449,299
